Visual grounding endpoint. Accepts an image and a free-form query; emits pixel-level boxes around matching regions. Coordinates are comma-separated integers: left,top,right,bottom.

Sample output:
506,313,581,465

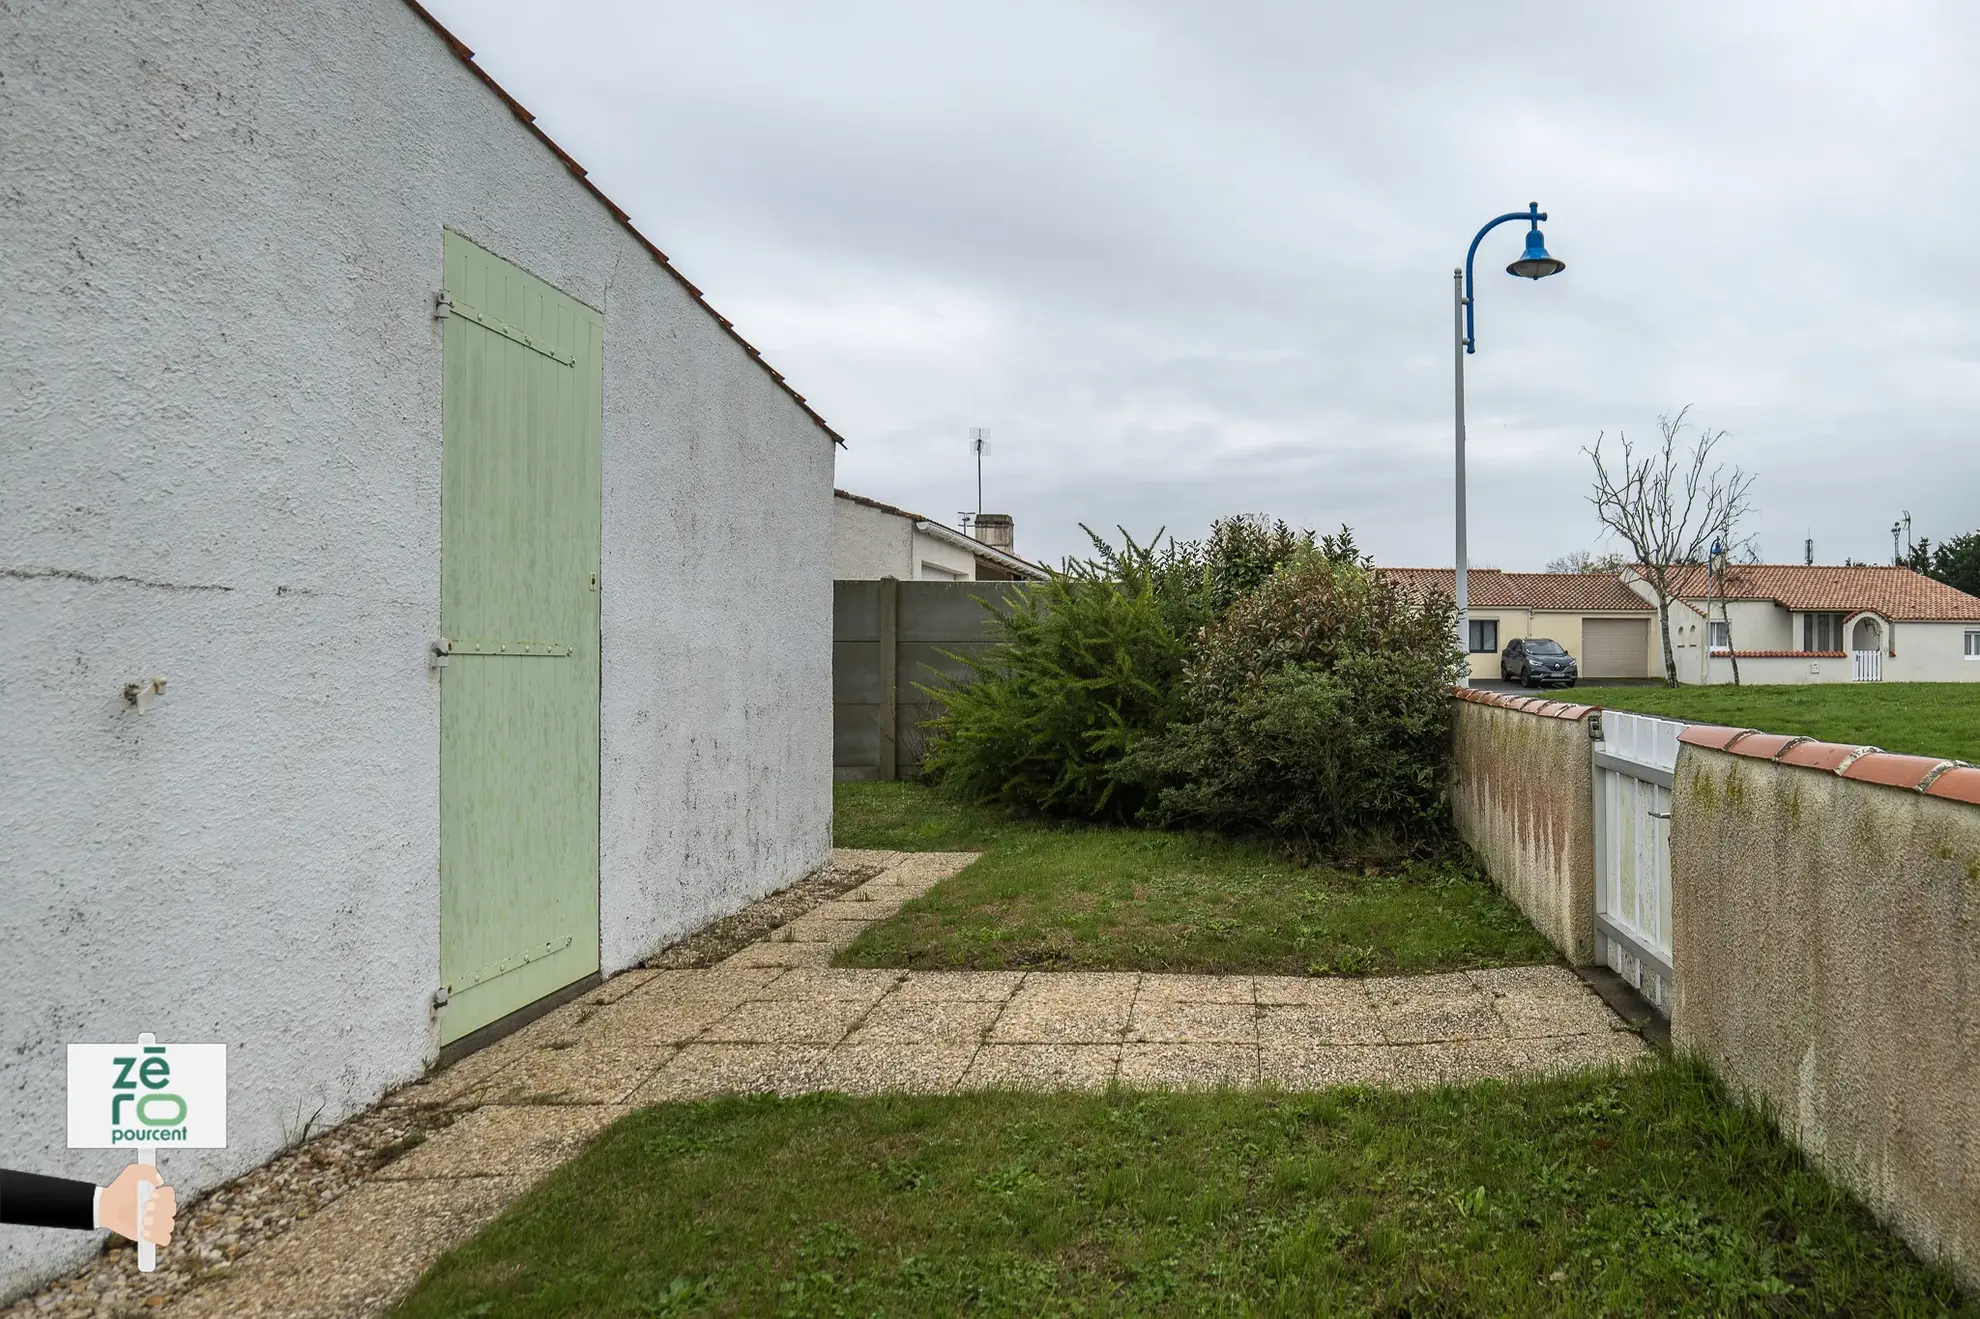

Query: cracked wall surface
0,0,832,1297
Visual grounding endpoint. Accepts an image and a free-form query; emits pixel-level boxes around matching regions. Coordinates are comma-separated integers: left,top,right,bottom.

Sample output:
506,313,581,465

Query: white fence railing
1592,710,1682,1011
1852,649,1882,682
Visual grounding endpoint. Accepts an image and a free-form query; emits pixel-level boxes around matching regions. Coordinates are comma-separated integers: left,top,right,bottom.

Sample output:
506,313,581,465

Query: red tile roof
1380,568,1651,612
1654,564,1980,622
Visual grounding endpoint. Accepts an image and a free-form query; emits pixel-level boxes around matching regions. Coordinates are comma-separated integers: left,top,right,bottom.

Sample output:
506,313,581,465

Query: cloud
429,0,1980,569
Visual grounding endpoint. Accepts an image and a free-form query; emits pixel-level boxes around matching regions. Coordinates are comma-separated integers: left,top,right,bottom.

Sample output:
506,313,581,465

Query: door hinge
433,288,452,320
445,936,574,997
433,638,572,657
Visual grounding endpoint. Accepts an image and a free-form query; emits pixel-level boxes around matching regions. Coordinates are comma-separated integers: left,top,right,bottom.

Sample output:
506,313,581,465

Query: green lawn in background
831,782,1557,976
390,1058,1977,1318
1578,682,1980,763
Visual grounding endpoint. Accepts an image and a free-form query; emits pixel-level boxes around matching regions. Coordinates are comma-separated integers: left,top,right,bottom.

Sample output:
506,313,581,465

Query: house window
1468,619,1498,654
1803,611,1845,652
1966,629,1980,659
1708,621,1730,651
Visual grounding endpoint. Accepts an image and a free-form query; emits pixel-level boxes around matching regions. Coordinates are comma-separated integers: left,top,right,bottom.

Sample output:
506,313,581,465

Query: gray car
1501,637,1578,688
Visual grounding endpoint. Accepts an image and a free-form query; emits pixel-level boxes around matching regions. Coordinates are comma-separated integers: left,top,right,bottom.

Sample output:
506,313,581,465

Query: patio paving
147,847,1645,1318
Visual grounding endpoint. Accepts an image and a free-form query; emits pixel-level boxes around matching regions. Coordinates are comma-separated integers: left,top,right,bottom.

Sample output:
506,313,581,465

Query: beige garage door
1582,618,1650,678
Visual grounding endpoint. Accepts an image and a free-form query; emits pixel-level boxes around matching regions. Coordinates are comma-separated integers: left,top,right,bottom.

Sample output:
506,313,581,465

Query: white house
1381,569,1660,682
833,490,1048,582
1,0,835,1297
1623,564,1980,684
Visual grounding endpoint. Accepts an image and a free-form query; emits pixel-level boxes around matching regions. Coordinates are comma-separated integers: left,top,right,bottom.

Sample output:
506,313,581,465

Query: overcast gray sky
429,0,1979,570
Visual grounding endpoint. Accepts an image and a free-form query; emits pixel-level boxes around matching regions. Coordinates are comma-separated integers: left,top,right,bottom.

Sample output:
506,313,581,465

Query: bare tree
1586,407,1755,687
1544,549,1629,575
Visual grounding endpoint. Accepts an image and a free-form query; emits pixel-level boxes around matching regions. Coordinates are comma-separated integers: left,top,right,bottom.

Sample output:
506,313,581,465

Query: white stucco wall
831,497,981,582
1894,623,1980,681
833,497,915,580
0,0,832,1297
913,529,979,581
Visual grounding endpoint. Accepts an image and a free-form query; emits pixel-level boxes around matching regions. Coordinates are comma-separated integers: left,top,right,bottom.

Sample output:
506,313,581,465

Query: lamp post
1454,202,1565,685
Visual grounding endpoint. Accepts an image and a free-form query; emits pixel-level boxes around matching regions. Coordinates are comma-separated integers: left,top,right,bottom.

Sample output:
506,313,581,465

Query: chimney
972,513,1014,554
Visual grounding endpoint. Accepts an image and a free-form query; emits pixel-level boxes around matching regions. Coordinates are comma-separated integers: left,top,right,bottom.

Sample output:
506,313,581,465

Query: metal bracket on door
445,936,575,998
433,638,572,658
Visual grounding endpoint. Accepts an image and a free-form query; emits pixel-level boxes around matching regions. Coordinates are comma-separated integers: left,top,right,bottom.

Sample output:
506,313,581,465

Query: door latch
429,638,451,672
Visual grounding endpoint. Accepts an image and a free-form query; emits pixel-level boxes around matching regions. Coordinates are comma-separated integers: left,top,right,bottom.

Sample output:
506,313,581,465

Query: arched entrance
1848,614,1885,681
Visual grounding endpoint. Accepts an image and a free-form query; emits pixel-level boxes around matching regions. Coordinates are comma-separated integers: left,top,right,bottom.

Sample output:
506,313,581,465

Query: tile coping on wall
1450,686,1979,805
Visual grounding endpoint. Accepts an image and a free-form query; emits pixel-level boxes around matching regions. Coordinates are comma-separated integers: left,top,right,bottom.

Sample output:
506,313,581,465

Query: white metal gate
1593,710,1682,1011
1852,649,1882,681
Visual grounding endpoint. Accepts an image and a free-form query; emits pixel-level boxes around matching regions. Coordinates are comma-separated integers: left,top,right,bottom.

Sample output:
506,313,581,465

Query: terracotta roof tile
400,1,845,447
1652,564,1980,622
1381,568,1651,612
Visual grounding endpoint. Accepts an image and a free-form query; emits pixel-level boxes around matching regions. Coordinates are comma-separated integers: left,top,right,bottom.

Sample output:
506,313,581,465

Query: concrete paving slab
382,1045,519,1110
631,1044,830,1102
376,1104,627,1182
1368,977,1508,1044
845,998,1004,1045
1517,1031,1652,1073
1259,1043,1401,1090
161,1175,530,1319
773,912,868,946
1489,986,1628,1039
1126,1000,1259,1045
961,1044,1121,1091
468,1043,676,1106
814,1044,977,1095
721,938,836,969
752,967,907,1003
576,968,662,1006
1387,1040,1535,1089
990,993,1133,1045
583,992,748,1047
813,893,910,920
1137,973,1255,1004
1118,1043,1260,1089
834,847,905,870
1464,964,1584,996
1256,1002,1386,1047
1005,971,1141,1004
1253,976,1378,1010
699,997,875,1045
887,970,1028,1004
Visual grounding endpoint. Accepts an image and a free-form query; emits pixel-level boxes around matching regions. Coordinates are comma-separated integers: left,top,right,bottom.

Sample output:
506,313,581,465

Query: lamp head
1507,226,1565,280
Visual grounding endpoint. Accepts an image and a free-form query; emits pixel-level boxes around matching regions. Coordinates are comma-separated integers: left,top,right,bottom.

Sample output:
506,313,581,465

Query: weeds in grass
392,1060,1977,1317
833,782,1555,975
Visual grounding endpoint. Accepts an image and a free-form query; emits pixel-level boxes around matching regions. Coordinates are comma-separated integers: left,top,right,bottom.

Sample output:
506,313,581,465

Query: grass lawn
830,782,1557,977
390,1058,1976,1317
1580,681,1980,763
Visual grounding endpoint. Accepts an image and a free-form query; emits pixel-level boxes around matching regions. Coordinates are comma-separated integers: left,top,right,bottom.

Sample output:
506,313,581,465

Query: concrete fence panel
833,579,1028,780
1670,732,1980,1289
1449,689,1599,964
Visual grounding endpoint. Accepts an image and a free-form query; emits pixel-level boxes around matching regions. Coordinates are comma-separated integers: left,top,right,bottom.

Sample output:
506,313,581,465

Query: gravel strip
5,857,876,1316
643,855,886,968
2,1105,466,1318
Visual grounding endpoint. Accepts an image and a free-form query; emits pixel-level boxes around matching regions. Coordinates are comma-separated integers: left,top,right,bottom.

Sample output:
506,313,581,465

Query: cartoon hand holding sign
59,1033,226,1271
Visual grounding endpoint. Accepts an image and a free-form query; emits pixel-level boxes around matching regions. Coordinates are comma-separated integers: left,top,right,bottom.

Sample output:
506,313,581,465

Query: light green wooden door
438,229,603,1044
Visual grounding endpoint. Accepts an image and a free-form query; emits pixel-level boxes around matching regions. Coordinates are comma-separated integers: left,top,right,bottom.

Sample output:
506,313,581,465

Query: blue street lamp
1454,202,1565,684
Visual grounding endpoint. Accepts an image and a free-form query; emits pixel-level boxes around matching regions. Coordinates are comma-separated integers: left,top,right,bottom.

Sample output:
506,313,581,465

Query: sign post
67,1033,226,1271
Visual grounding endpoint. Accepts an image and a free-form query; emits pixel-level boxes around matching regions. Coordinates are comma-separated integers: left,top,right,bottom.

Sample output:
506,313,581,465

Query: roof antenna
970,428,990,517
